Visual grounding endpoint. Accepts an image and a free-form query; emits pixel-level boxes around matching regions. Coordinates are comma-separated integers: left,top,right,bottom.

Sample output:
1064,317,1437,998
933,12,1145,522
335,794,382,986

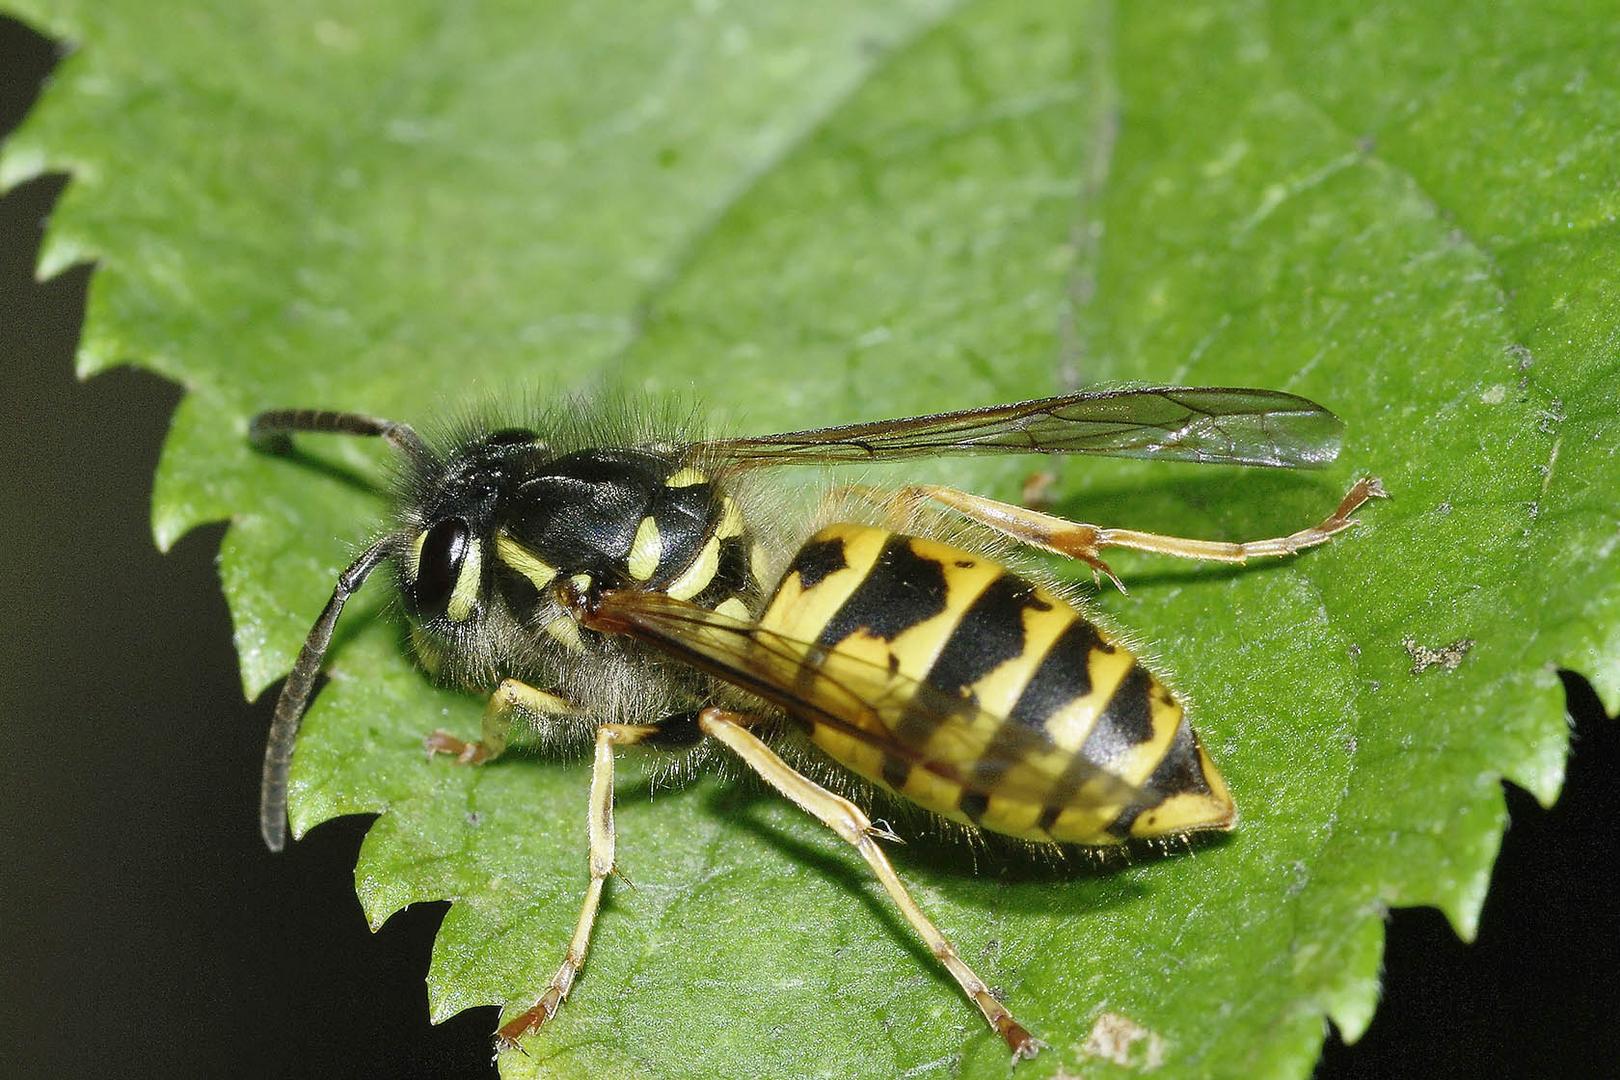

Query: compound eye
410,518,479,621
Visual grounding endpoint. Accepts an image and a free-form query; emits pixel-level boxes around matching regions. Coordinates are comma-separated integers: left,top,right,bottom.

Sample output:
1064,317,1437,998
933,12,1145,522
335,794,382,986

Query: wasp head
399,427,549,627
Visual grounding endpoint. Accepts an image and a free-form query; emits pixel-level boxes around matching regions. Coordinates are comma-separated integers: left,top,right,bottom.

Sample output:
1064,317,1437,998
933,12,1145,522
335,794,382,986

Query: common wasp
252,387,1381,1060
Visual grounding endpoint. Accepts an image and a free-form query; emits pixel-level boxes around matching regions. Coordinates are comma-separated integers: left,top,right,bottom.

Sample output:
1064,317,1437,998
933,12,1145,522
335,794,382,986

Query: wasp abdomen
759,524,1234,845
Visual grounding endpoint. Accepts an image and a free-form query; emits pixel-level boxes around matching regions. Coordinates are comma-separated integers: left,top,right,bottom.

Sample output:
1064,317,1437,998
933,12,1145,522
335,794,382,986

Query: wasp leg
697,707,1044,1063
865,476,1384,591
425,679,576,764
496,721,654,1047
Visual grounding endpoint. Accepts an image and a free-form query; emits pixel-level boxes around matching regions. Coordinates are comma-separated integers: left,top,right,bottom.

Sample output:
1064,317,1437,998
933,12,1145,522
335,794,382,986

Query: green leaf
7,0,1616,1077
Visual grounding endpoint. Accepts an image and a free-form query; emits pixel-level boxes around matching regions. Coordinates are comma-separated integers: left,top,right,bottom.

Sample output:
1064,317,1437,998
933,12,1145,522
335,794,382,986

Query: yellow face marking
409,530,427,581
446,538,483,622
495,532,558,591
714,596,751,623
407,624,445,676
544,613,584,652
627,516,662,581
666,466,706,487
715,496,745,539
665,534,720,601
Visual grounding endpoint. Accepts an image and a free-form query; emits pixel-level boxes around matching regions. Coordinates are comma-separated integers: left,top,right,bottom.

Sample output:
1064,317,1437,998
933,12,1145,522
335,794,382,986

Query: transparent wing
699,386,1342,470
590,590,1145,808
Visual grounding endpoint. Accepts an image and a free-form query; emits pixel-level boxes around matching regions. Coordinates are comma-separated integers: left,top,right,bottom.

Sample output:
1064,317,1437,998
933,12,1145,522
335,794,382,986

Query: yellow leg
850,476,1384,591
698,707,1044,1062
425,678,576,764
496,722,656,1046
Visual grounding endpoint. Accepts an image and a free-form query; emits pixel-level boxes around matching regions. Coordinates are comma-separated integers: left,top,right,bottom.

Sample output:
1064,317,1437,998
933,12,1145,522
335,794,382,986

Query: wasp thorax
408,517,483,623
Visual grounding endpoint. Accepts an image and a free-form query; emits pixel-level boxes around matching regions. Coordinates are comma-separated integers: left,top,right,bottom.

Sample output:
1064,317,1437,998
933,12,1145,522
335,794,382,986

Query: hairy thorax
400,436,767,726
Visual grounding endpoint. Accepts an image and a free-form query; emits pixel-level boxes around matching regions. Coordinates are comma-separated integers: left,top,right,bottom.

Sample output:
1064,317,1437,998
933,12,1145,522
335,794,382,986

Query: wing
699,386,1342,470
588,589,1147,809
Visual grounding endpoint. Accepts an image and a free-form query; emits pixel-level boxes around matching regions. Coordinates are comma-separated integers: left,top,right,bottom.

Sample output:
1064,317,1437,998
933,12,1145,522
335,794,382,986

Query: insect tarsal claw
1009,1034,1047,1064
868,819,904,844
1089,556,1128,594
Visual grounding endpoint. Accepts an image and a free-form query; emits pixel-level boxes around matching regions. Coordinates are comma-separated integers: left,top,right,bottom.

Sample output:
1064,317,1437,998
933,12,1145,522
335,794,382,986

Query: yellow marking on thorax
714,596,751,622
749,542,772,587
716,496,745,539
544,613,584,652
495,531,558,591
665,534,720,600
627,516,661,580
666,467,706,487
446,539,483,622
538,574,594,651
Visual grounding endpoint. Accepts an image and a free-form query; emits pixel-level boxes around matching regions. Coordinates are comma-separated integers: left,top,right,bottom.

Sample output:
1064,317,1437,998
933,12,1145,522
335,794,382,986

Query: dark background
3,16,1616,1079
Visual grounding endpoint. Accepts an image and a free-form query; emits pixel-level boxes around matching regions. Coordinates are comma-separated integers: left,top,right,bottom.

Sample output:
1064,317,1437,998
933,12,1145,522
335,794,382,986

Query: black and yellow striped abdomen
759,523,1234,844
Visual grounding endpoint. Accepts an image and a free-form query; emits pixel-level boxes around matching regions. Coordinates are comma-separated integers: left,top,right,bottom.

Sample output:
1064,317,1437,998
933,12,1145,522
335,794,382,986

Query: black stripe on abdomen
1033,661,1159,834
1079,663,1158,769
784,536,848,591
815,536,948,647
895,573,1049,748
1105,714,1215,836
1007,618,1111,730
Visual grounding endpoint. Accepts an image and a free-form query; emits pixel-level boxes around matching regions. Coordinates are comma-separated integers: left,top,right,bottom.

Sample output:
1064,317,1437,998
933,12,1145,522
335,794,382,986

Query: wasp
251,387,1381,1061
